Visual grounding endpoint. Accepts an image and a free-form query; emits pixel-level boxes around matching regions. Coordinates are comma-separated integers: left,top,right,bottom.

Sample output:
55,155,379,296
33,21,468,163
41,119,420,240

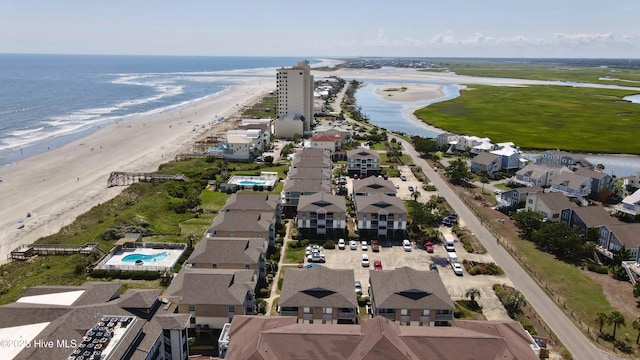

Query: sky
1,0,638,58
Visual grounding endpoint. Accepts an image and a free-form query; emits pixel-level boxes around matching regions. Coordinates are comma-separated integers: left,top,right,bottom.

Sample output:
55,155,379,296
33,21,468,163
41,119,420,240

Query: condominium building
276,61,314,132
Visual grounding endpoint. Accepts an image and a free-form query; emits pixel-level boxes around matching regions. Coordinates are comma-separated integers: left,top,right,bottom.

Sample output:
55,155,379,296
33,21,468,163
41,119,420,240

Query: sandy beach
0,75,274,263
374,83,444,103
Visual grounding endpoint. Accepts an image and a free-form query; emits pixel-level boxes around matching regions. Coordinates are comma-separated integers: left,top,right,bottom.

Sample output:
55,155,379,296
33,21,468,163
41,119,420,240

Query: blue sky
1,0,638,58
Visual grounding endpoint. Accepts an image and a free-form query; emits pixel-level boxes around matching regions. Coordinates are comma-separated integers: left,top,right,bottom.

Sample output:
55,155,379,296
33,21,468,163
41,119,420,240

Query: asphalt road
395,137,619,360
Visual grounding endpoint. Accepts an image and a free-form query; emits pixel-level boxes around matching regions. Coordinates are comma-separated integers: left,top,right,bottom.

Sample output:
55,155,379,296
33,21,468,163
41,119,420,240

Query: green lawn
415,85,640,154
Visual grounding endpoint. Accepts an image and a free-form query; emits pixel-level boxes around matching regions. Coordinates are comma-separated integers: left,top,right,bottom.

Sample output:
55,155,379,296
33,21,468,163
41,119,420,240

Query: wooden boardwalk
107,172,188,187
9,243,105,261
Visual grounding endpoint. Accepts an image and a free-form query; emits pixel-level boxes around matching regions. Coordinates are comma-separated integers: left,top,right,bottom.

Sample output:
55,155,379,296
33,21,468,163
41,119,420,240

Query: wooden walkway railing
107,172,188,187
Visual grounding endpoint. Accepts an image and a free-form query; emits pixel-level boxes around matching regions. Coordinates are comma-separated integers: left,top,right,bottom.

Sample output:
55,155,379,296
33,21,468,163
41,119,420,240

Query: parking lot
315,232,513,321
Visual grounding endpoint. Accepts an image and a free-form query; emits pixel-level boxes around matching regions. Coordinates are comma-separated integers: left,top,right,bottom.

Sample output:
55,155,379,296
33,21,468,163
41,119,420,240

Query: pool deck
100,248,184,271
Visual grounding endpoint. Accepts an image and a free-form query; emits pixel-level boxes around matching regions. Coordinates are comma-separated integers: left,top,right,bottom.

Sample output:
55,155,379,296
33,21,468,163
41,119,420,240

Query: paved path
396,137,619,360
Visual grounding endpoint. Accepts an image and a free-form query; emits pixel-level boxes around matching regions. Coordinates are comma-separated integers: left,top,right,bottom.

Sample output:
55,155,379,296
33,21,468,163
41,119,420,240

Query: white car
338,238,345,250
361,254,370,267
402,239,412,252
394,183,400,189
349,240,358,250
361,241,368,251
452,262,464,276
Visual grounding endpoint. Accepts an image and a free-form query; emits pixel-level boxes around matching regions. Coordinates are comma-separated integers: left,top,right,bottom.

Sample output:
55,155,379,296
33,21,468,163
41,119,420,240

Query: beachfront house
615,189,640,217
297,192,347,239
354,193,407,241
549,172,592,201
497,186,543,209
560,206,618,236
490,142,524,171
512,164,567,187
453,135,491,153
222,315,540,360
470,152,502,178
186,237,267,279
223,129,263,161
535,150,593,171
436,132,458,149
309,133,343,159
525,192,577,222
238,121,271,150
279,266,358,324
352,176,397,197
369,267,455,326
574,167,614,198
347,148,381,177
597,223,640,262
165,268,257,331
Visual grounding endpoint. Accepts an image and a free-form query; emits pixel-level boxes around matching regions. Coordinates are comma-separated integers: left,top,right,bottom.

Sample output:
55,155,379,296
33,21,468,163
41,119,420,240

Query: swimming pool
238,180,267,186
122,252,168,263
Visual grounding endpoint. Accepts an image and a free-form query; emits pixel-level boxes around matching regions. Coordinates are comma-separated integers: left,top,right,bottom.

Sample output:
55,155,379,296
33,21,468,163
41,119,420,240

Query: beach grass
424,59,640,85
414,85,640,154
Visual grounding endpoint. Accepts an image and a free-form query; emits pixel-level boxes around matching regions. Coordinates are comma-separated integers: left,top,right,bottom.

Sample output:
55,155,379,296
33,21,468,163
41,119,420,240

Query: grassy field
423,60,640,85
414,85,640,154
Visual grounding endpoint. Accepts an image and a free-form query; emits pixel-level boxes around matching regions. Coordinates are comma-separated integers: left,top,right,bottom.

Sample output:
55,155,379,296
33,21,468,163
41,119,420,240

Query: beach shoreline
0,76,274,263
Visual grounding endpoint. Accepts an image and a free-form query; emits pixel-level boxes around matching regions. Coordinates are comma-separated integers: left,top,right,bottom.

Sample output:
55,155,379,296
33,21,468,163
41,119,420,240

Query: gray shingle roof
209,211,274,234
353,176,396,195
347,148,380,160
535,192,576,211
283,178,332,193
188,237,266,265
297,192,347,213
355,193,407,215
287,166,332,180
165,268,256,305
223,193,280,213
472,152,501,166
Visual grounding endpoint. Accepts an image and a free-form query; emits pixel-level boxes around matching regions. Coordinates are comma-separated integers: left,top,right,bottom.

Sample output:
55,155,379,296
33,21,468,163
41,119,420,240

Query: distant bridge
107,172,188,187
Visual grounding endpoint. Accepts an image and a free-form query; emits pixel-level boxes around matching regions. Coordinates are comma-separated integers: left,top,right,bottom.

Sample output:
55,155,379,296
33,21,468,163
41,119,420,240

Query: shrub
270,251,281,262
468,267,481,275
324,240,335,249
587,263,609,274
300,239,310,247
266,274,274,284
357,296,370,307
259,288,270,298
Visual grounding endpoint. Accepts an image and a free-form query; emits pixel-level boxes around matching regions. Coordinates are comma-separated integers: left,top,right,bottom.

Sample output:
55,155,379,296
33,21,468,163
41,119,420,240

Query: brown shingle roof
223,193,280,213
279,267,358,308
287,166,332,180
225,315,538,360
353,176,396,195
165,268,256,305
187,237,266,265
283,178,332,193
536,192,576,211
472,151,501,166
369,267,454,310
209,211,274,234
605,223,640,248
570,206,618,228
297,192,347,213
355,193,407,215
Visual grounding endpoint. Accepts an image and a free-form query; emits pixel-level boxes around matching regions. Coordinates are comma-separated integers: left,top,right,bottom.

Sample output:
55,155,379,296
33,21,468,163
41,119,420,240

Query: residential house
165,268,256,330
352,176,397,197
525,192,577,222
490,142,524,171
560,206,618,236
297,192,347,239
597,223,640,262
347,148,381,177
279,266,358,324
355,193,407,240
186,237,268,279
206,211,276,247
237,121,271,150
274,114,305,139
470,152,501,178
622,172,640,194
222,193,281,219
223,129,263,161
549,172,592,200
453,135,491,153
221,315,540,360
575,167,614,198
314,123,352,140
309,133,342,158
0,282,190,360
282,178,332,216
535,150,593,170
436,132,458,148
513,164,567,187
615,189,640,217
369,267,455,326
497,186,543,208
290,148,332,169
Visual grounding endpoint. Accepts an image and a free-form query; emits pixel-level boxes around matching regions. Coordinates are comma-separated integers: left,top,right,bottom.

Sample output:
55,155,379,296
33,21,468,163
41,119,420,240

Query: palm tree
632,317,640,344
411,189,421,202
477,169,489,194
465,287,481,303
608,310,626,339
596,312,609,333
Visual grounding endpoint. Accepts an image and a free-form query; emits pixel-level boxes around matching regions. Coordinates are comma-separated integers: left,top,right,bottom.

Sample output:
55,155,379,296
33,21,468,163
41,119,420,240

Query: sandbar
374,83,444,103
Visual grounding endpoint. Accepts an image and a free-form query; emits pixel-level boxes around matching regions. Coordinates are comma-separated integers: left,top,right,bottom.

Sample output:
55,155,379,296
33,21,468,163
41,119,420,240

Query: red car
374,260,383,270
424,241,434,253
371,239,380,252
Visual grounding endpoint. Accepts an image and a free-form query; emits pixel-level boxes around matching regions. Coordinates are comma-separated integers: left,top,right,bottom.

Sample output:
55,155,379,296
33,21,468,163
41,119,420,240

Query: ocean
0,54,317,167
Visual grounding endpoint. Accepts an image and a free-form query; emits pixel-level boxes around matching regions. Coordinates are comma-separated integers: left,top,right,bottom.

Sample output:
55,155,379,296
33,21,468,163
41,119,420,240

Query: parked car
429,263,438,272
402,239,412,252
408,186,415,192
374,260,382,271
355,280,363,295
424,241,434,253
338,238,345,250
349,240,358,250
309,254,326,263
361,254,370,267
361,240,368,251
304,263,320,269
400,175,407,181
445,243,455,252
452,262,464,276
395,183,400,189
371,239,380,252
